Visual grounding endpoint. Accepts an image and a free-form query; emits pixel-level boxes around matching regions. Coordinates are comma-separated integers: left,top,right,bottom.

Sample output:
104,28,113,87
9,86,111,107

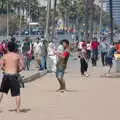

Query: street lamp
19,0,22,40
84,0,89,42
109,0,113,43
29,0,31,36
52,0,57,39
99,0,104,41
7,0,9,39
45,0,51,40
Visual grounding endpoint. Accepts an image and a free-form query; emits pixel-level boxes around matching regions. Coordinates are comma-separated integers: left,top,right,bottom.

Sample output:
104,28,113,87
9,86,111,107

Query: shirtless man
0,42,24,112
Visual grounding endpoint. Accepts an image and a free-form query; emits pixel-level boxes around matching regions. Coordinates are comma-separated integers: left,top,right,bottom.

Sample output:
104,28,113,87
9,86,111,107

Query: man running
55,40,70,92
0,42,24,112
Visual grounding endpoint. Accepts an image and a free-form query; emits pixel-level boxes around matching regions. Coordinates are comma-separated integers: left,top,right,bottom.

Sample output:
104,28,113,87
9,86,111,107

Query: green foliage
58,0,110,28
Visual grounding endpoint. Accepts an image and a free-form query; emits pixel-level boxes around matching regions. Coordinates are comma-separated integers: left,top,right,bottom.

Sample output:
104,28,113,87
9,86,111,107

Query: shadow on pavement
39,89,79,93
0,110,3,113
65,89,79,92
8,108,31,113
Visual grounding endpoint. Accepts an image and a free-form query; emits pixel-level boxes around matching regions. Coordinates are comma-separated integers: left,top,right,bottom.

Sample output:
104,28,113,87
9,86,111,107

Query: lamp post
19,0,22,40
109,0,113,43
29,0,31,36
99,0,104,41
7,0,9,39
84,0,89,42
45,0,51,40
89,0,94,41
52,0,57,39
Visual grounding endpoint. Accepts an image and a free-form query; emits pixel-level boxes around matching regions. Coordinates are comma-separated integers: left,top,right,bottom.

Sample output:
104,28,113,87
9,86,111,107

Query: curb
23,71,48,83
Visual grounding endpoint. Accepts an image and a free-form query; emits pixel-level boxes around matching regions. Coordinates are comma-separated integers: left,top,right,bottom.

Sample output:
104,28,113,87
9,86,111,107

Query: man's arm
18,55,24,72
1,56,5,71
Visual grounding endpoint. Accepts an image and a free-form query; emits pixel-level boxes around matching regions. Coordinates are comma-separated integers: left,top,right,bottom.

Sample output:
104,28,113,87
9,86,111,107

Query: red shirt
91,41,99,50
63,51,69,57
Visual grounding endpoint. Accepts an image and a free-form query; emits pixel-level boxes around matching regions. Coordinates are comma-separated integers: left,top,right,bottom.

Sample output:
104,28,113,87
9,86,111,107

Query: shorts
0,73,20,97
106,57,113,65
56,68,65,80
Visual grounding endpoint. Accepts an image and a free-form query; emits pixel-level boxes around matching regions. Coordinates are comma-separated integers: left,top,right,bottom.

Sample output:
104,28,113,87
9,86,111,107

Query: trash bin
116,59,120,72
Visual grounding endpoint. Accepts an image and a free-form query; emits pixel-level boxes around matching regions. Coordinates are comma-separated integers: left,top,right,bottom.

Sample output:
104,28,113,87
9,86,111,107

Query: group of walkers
0,37,70,112
0,35,120,113
78,37,117,76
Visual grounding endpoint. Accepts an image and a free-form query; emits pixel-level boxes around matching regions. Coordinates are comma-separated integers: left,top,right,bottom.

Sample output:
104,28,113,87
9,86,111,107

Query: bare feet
16,108,20,113
56,88,66,93
56,88,62,92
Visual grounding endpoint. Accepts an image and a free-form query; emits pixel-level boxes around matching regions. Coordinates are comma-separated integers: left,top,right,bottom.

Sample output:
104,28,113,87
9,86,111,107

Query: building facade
105,0,120,25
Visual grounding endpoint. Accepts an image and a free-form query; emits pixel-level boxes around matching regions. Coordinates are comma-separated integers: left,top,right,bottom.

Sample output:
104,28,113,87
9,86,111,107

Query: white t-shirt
48,42,56,56
78,42,83,49
33,42,42,54
87,43,91,50
57,44,64,53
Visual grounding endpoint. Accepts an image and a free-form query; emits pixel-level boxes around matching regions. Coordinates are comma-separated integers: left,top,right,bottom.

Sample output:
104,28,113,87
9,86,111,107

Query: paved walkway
1,59,120,120
0,60,47,84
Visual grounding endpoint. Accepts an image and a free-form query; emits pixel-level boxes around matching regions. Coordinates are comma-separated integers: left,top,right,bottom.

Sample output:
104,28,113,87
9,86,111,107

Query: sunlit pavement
1,58,120,120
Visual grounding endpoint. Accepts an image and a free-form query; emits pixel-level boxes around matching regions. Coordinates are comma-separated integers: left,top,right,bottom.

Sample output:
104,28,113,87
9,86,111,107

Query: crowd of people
0,35,120,113
77,37,119,76
0,37,70,112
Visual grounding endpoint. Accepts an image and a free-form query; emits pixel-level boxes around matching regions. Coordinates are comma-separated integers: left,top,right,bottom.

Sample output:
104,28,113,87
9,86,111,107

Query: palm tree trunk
89,0,94,41
84,0,89,42
45,0,51,39
52,0,57,39
109,0,113,43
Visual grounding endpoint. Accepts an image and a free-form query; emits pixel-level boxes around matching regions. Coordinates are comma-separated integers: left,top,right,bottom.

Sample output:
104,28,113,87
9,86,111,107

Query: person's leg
61,79,66,90
37,59,41,68
57,79,66,92
44,56,47,70
47,56,51,72
80,59,85,75
93,50,97,66
52,56,57,72
27,57,31,70
94,50,98,66
87,50,90,60
0,93,3,104
10,74,21,113
26,60,29,70
35,54,40,68
104,53,107,65
108,64,112,73
41,56,45,70
108,58,113,73
91,50,95,66
56,70,65,91
56,79,63,91
16,96,21,112
95,49,98,61
24,55,27,70
101,52,105,66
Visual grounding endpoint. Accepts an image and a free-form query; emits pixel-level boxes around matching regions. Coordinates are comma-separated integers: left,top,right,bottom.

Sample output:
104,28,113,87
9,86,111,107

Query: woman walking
78,43,88,77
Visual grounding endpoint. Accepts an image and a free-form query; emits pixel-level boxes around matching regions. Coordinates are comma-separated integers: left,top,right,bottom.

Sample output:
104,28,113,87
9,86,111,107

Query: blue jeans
41,56,47,70
91,49,98,60
56,68,65,80
91,49,98,66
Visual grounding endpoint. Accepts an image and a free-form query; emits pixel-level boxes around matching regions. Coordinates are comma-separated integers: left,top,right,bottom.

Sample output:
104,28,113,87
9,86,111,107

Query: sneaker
85,74,89,77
